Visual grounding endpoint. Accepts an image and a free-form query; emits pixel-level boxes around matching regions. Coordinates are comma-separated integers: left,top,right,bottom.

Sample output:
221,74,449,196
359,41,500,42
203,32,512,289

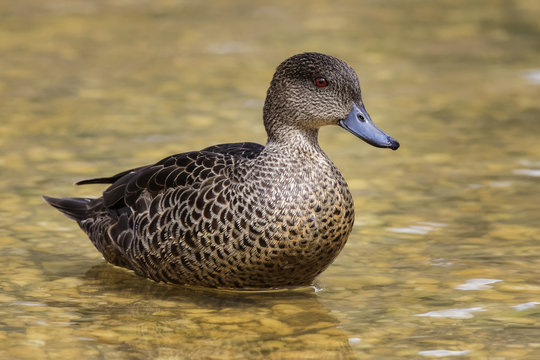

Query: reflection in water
1,0,540,359
419,350,471,357
512,302,540,311
454,278,502,290
415,307,486,319
76,265,353,359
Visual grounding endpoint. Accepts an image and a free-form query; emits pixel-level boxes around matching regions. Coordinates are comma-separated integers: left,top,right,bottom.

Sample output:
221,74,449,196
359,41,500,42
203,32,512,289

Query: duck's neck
256,126,340,190
263,93,324,157
265,126,325,159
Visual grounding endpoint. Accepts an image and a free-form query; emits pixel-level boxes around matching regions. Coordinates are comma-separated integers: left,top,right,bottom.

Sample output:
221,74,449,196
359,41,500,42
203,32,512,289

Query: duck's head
263,52,399,150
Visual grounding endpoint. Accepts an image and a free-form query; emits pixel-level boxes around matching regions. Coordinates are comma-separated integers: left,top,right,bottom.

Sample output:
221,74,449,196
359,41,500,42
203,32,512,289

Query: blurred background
1,0,539,359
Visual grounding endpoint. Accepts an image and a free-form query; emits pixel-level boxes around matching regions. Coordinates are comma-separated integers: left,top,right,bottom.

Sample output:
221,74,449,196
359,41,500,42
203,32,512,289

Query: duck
44,52,399,289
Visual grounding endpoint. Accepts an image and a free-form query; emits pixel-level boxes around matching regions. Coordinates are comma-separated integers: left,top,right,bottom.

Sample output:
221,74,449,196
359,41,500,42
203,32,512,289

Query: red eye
315,77,328,87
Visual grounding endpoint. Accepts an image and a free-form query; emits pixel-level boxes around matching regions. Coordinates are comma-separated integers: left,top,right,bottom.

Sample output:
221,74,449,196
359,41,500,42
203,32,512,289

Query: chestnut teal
44,52,399,289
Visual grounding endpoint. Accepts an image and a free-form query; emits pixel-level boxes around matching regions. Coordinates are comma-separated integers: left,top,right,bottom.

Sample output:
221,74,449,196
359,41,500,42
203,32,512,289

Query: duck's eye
315,77,328,87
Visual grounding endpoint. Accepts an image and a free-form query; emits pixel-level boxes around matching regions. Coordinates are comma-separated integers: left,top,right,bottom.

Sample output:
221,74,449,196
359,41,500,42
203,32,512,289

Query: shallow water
1,0,539,359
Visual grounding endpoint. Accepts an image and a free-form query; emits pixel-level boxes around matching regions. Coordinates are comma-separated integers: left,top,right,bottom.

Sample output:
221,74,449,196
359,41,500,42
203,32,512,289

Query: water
1,0,539,358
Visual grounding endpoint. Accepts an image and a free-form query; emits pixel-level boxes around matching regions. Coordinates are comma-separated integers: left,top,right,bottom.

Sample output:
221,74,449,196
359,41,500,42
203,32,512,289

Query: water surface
1,0,539,359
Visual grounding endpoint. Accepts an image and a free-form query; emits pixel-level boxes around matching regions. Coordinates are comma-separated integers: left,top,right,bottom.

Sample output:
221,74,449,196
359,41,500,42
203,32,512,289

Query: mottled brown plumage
44,53,399,289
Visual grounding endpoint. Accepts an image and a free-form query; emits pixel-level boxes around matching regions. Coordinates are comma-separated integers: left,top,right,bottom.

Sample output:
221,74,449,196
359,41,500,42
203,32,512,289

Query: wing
72,142,264,282
77,142,264,212
199,141,264,158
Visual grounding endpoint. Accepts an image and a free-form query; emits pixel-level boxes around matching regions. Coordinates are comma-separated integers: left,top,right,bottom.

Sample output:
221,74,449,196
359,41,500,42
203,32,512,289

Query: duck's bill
339,104,400,150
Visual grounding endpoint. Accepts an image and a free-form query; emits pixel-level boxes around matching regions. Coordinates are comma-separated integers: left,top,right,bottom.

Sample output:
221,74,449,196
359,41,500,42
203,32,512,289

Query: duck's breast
227,157,355,286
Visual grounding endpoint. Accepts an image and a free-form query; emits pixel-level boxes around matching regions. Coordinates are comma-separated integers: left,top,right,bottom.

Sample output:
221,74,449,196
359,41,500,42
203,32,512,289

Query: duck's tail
43,195,95,222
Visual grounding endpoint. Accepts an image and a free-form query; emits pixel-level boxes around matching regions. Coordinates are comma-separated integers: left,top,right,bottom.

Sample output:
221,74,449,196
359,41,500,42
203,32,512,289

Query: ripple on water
415,307,486,319
387,221,447,235
454,278,502,290
513,168,540,177
512,302,540,311
419,349,471,357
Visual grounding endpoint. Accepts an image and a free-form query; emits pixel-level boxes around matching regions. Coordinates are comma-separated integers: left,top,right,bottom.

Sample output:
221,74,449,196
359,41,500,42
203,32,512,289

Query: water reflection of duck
82,264,355,359
44,53,399,289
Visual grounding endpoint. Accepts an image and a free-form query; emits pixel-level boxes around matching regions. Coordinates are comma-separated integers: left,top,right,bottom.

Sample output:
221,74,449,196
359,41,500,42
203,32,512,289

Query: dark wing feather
75,165,150,185
200,142,264,159
80,142,264,213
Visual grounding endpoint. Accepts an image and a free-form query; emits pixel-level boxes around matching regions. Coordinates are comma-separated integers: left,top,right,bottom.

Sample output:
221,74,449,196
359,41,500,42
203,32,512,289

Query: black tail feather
43,195,94,222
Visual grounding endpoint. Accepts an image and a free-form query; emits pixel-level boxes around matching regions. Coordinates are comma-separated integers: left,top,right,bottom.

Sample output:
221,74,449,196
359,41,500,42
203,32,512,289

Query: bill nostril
357,113,365,122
